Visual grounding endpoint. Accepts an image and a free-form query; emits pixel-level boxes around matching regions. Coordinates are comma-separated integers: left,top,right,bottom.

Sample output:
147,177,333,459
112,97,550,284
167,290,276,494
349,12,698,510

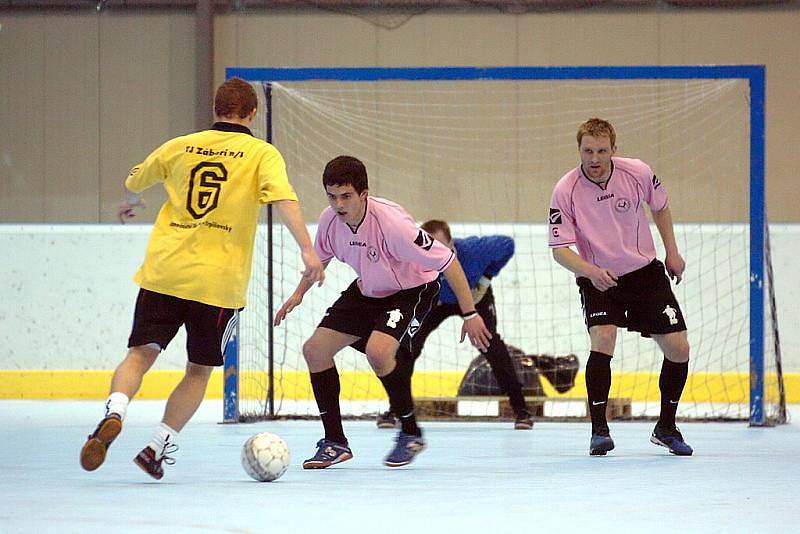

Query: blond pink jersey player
275,155,491,469
549,118,693,457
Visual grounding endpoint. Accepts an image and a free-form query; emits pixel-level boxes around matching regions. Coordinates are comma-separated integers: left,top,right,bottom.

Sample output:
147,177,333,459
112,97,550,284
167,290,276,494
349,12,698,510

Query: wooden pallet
414,396,632,421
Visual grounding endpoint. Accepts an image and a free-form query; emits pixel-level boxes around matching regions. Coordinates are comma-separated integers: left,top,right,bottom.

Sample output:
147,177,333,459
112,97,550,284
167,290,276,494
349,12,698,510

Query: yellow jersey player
80,77,324,480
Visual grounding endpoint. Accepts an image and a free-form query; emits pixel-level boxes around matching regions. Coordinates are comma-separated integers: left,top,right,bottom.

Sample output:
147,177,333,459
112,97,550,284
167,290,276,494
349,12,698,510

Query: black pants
407,287,528,415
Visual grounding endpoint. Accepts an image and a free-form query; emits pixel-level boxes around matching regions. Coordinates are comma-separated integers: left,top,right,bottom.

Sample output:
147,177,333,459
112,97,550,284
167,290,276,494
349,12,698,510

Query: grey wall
1,7,799,222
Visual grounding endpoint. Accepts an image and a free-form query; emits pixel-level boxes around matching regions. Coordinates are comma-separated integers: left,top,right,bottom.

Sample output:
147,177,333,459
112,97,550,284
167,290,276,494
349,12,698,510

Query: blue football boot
650,425,693,456
589,428,615,456
302,439,353,469
384,432,426,467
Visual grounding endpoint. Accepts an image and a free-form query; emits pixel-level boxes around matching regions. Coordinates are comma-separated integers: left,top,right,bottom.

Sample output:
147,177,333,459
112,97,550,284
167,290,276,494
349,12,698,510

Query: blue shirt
437,235,515,305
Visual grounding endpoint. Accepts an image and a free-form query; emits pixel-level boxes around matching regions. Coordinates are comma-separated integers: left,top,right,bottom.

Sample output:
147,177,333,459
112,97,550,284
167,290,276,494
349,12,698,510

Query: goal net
228,66,785,425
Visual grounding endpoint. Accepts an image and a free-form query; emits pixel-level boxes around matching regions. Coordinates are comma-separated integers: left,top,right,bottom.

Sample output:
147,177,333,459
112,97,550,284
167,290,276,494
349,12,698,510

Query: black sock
485,341,527,416
378,358,420,437
658,358,689,429
585,351,613,433
309,367,346,444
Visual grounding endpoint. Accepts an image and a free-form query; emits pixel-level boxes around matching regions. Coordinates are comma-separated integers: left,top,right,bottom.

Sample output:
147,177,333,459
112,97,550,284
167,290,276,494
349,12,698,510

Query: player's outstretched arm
118,189,146,224
552,247,618,291
274,261,329,327
442,257,491,352
274,199,325,287
651,206,685,284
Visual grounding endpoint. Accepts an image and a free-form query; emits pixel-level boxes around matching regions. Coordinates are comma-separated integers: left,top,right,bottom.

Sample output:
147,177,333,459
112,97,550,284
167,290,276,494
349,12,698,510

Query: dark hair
322,155,369,193
214,77,257,119
421,219,452,243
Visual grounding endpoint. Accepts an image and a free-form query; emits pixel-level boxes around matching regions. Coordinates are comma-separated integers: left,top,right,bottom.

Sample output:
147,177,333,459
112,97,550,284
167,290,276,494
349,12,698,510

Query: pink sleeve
384,210,454,272
313,209,336,263
548,179,576,248
636,160,669,212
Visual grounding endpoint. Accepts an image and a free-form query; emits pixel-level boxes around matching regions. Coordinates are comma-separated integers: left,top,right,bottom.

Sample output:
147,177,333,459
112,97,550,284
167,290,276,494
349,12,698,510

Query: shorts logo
414,230,434,251
615,198,631,213
549,208,562,225
663,305,678,325
406,317,421,337
367,246,380,263
387,309,404,329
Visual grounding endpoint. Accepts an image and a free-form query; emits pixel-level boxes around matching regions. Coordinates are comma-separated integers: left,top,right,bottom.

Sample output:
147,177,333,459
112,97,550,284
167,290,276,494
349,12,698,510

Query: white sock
148,422,179,460
105,392,130,420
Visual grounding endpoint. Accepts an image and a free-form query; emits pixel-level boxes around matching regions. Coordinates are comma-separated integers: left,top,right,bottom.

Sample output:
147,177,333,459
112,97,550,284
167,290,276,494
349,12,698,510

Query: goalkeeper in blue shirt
377,219,533,430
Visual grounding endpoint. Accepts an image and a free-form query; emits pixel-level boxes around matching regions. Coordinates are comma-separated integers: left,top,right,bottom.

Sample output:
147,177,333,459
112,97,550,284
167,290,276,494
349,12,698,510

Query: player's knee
589,326,616,353
302,338,333,368
665,339,690,363
186,362,214,378
125,345,160,369
365,347,394,375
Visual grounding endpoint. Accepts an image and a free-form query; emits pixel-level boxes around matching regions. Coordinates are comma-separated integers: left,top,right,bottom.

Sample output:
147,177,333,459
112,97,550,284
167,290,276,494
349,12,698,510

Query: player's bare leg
80,345,159,471
302,328,358,469
650,331,693,455
586,325,617,455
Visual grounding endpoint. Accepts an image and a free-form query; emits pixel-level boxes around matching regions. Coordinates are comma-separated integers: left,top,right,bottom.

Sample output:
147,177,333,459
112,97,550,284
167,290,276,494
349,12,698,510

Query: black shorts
128,289,238,366
319,279,440,353
577,260,686,338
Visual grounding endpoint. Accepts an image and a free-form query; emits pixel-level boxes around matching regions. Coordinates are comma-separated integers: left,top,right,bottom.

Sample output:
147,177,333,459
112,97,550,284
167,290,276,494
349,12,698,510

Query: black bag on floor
457,346,544,397
457,346,579,397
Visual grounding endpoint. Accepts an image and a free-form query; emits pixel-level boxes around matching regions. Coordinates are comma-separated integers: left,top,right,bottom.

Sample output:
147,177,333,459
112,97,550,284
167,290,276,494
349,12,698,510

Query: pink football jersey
315,197,454,298
548,157,669,277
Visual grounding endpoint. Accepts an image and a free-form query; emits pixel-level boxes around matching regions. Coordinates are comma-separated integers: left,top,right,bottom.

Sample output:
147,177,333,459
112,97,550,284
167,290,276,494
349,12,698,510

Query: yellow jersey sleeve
257,146,298,204
125,141,171,193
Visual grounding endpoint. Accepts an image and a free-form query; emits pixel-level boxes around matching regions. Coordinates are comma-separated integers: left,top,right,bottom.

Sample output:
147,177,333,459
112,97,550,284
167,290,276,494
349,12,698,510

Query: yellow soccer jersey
126,122,298,309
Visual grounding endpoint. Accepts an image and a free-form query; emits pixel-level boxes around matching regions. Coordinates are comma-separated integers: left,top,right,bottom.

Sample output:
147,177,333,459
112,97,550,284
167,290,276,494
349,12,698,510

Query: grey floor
1,400,798,534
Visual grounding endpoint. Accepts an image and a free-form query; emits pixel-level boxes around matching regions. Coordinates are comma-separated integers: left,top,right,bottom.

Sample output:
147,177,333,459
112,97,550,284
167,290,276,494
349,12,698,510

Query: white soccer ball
241,432,290,482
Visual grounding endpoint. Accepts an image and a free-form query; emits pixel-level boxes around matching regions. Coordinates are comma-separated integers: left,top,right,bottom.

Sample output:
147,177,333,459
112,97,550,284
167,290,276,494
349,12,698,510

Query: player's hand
587,265,618,292
274,293,303,326
118,198,146,224
300,248,325,287
459,314,492,353
664,252,686,285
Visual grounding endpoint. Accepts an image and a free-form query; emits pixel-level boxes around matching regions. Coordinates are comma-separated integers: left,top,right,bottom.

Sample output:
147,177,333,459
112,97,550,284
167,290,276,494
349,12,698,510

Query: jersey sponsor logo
590,312,607,317
367,246,380,263
386,309,404,329
349,240,367,247
652,174,662,190
597,193,615,202
614,198,631,213
187,161,228,219
663,305,678,325
414,230,434,251
549,208,562,225
185,145,245,159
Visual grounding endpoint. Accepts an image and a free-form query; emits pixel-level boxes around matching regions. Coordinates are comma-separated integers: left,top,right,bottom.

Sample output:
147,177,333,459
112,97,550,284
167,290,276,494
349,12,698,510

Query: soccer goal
222,65,785,427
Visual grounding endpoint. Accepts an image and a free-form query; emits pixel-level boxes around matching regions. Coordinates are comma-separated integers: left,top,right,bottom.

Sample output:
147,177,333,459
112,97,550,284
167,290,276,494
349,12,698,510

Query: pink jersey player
549,119,692,458
275,156,491,470
549,156,668,277
315,196,454,298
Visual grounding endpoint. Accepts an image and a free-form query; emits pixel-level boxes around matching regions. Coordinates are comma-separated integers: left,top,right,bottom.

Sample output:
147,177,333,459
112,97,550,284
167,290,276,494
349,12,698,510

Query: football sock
309,366,347,444
105,392,129,420
658,358,689,429
379,356,420,437
586,351,613,433
148,422,179,460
